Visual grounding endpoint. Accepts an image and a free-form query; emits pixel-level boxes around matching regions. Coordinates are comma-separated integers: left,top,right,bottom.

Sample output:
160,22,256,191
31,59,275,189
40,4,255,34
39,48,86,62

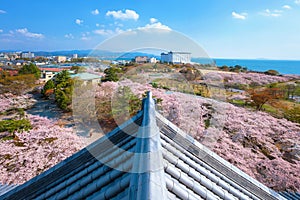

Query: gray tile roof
0,185,17,196
279,192,300,200
0,92,287,200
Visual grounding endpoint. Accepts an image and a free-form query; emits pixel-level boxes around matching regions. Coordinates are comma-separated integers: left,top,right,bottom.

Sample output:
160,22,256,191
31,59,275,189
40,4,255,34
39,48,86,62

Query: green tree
71,66,87,74
264,69,280,76
219,65,229,71
285,83,297,99
42,79,55,96
50,70,74,111
0,74,37,95
284,106,300,123
18,63,41,79
0,118,32,133
248,88,284,110
111,86,142,123
55,70,71,85
102,67,122,82
233,65,242,72
55,90,70,110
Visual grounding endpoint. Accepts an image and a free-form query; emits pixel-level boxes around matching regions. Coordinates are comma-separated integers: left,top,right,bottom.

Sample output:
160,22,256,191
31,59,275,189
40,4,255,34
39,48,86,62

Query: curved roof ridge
129,91,168,200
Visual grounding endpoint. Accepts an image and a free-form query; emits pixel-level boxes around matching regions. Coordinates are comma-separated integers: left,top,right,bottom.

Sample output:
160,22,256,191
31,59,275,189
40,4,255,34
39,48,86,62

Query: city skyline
1,0,300,60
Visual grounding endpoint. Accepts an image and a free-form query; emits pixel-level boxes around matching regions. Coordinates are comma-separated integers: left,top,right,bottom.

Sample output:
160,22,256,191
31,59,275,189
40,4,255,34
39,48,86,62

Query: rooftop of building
71,72,102,81
161,51,192,55
39,67,63,72
0,92,287,200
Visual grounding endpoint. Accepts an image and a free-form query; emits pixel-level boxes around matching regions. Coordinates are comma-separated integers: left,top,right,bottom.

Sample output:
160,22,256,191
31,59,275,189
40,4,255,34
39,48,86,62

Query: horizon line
1,49,300,61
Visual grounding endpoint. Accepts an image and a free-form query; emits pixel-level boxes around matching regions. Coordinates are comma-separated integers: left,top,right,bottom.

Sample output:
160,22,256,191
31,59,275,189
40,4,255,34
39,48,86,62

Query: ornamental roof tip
0,90,287,200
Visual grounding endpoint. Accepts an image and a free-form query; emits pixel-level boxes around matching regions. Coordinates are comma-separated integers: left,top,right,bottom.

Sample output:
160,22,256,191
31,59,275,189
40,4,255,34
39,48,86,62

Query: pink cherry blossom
94,79,300,192
0,115,84,184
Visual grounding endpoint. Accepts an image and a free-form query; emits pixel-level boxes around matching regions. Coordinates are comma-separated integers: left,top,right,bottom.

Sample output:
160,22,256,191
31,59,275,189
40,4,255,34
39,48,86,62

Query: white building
21,52,35,59
39,68,62,83
161,51,191,64
148,57,157,63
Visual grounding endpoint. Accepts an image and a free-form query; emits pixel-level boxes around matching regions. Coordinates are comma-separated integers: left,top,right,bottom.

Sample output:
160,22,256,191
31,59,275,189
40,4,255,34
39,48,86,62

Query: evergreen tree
42,79,55,96
19,63,41,79
102,67,121,82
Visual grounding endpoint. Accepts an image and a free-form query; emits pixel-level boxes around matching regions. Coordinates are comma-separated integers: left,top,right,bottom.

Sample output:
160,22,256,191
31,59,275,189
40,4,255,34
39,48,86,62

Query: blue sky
0,0,300,60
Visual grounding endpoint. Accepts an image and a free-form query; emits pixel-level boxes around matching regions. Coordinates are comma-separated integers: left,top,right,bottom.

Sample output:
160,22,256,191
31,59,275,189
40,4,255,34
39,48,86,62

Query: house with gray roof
0,92,287,200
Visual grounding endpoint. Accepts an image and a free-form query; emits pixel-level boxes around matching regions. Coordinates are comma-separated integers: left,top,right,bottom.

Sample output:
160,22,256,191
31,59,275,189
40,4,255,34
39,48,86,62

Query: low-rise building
39,68,63,83
0,53,9,61
21,52,35,59
161,51,191,64
55,56,67,63
148,57,157,63
135,56,148,63
71,72,102,85
13,60,27,66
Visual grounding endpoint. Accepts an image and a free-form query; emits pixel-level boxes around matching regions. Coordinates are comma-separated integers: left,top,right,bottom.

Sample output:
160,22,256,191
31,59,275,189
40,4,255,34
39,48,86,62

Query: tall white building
161,51,191,64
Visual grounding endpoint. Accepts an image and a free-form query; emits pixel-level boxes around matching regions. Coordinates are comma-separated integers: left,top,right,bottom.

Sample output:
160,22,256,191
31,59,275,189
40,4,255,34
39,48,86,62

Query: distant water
192,58,300,75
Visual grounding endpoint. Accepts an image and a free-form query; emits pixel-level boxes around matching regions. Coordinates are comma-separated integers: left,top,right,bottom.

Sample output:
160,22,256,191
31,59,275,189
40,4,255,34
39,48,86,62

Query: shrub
19,63,41,79
0,119,32,133
284,106,300,123
102,67,122,82
264,69,280,76
42,80,55,96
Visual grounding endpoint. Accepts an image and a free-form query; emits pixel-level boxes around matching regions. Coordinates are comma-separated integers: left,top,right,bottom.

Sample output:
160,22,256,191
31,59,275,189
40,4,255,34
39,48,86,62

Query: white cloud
136,18,172,32
295,0,300,5
91,9,99,15
150,18,158,24
232,12,247,20
75,19,83,25
114,22,124,27
0,29,3,33
94,28,124,36
80,32,92,40
15,28,44,39
94,29,111,36
138,22,171,31
113,28,124,35
81,33,90,41
0,10,6,14
81,37,89,41
64,33,74,39
283,5,292,9
260,9,282,17
106,9,139,21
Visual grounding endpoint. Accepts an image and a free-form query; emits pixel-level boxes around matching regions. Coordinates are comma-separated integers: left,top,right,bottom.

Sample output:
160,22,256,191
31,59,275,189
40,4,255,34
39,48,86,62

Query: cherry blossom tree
0,93,36,113
1,77,299,192
0,115,84,184
93,79,300,192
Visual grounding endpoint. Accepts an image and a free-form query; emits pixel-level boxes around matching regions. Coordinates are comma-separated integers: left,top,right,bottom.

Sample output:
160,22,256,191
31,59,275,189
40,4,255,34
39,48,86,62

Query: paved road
26,93,63,120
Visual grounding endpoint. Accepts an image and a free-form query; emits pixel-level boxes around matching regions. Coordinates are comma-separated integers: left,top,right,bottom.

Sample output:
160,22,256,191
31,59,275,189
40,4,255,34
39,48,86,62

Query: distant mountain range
1,50,160,60
34,50,92,57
